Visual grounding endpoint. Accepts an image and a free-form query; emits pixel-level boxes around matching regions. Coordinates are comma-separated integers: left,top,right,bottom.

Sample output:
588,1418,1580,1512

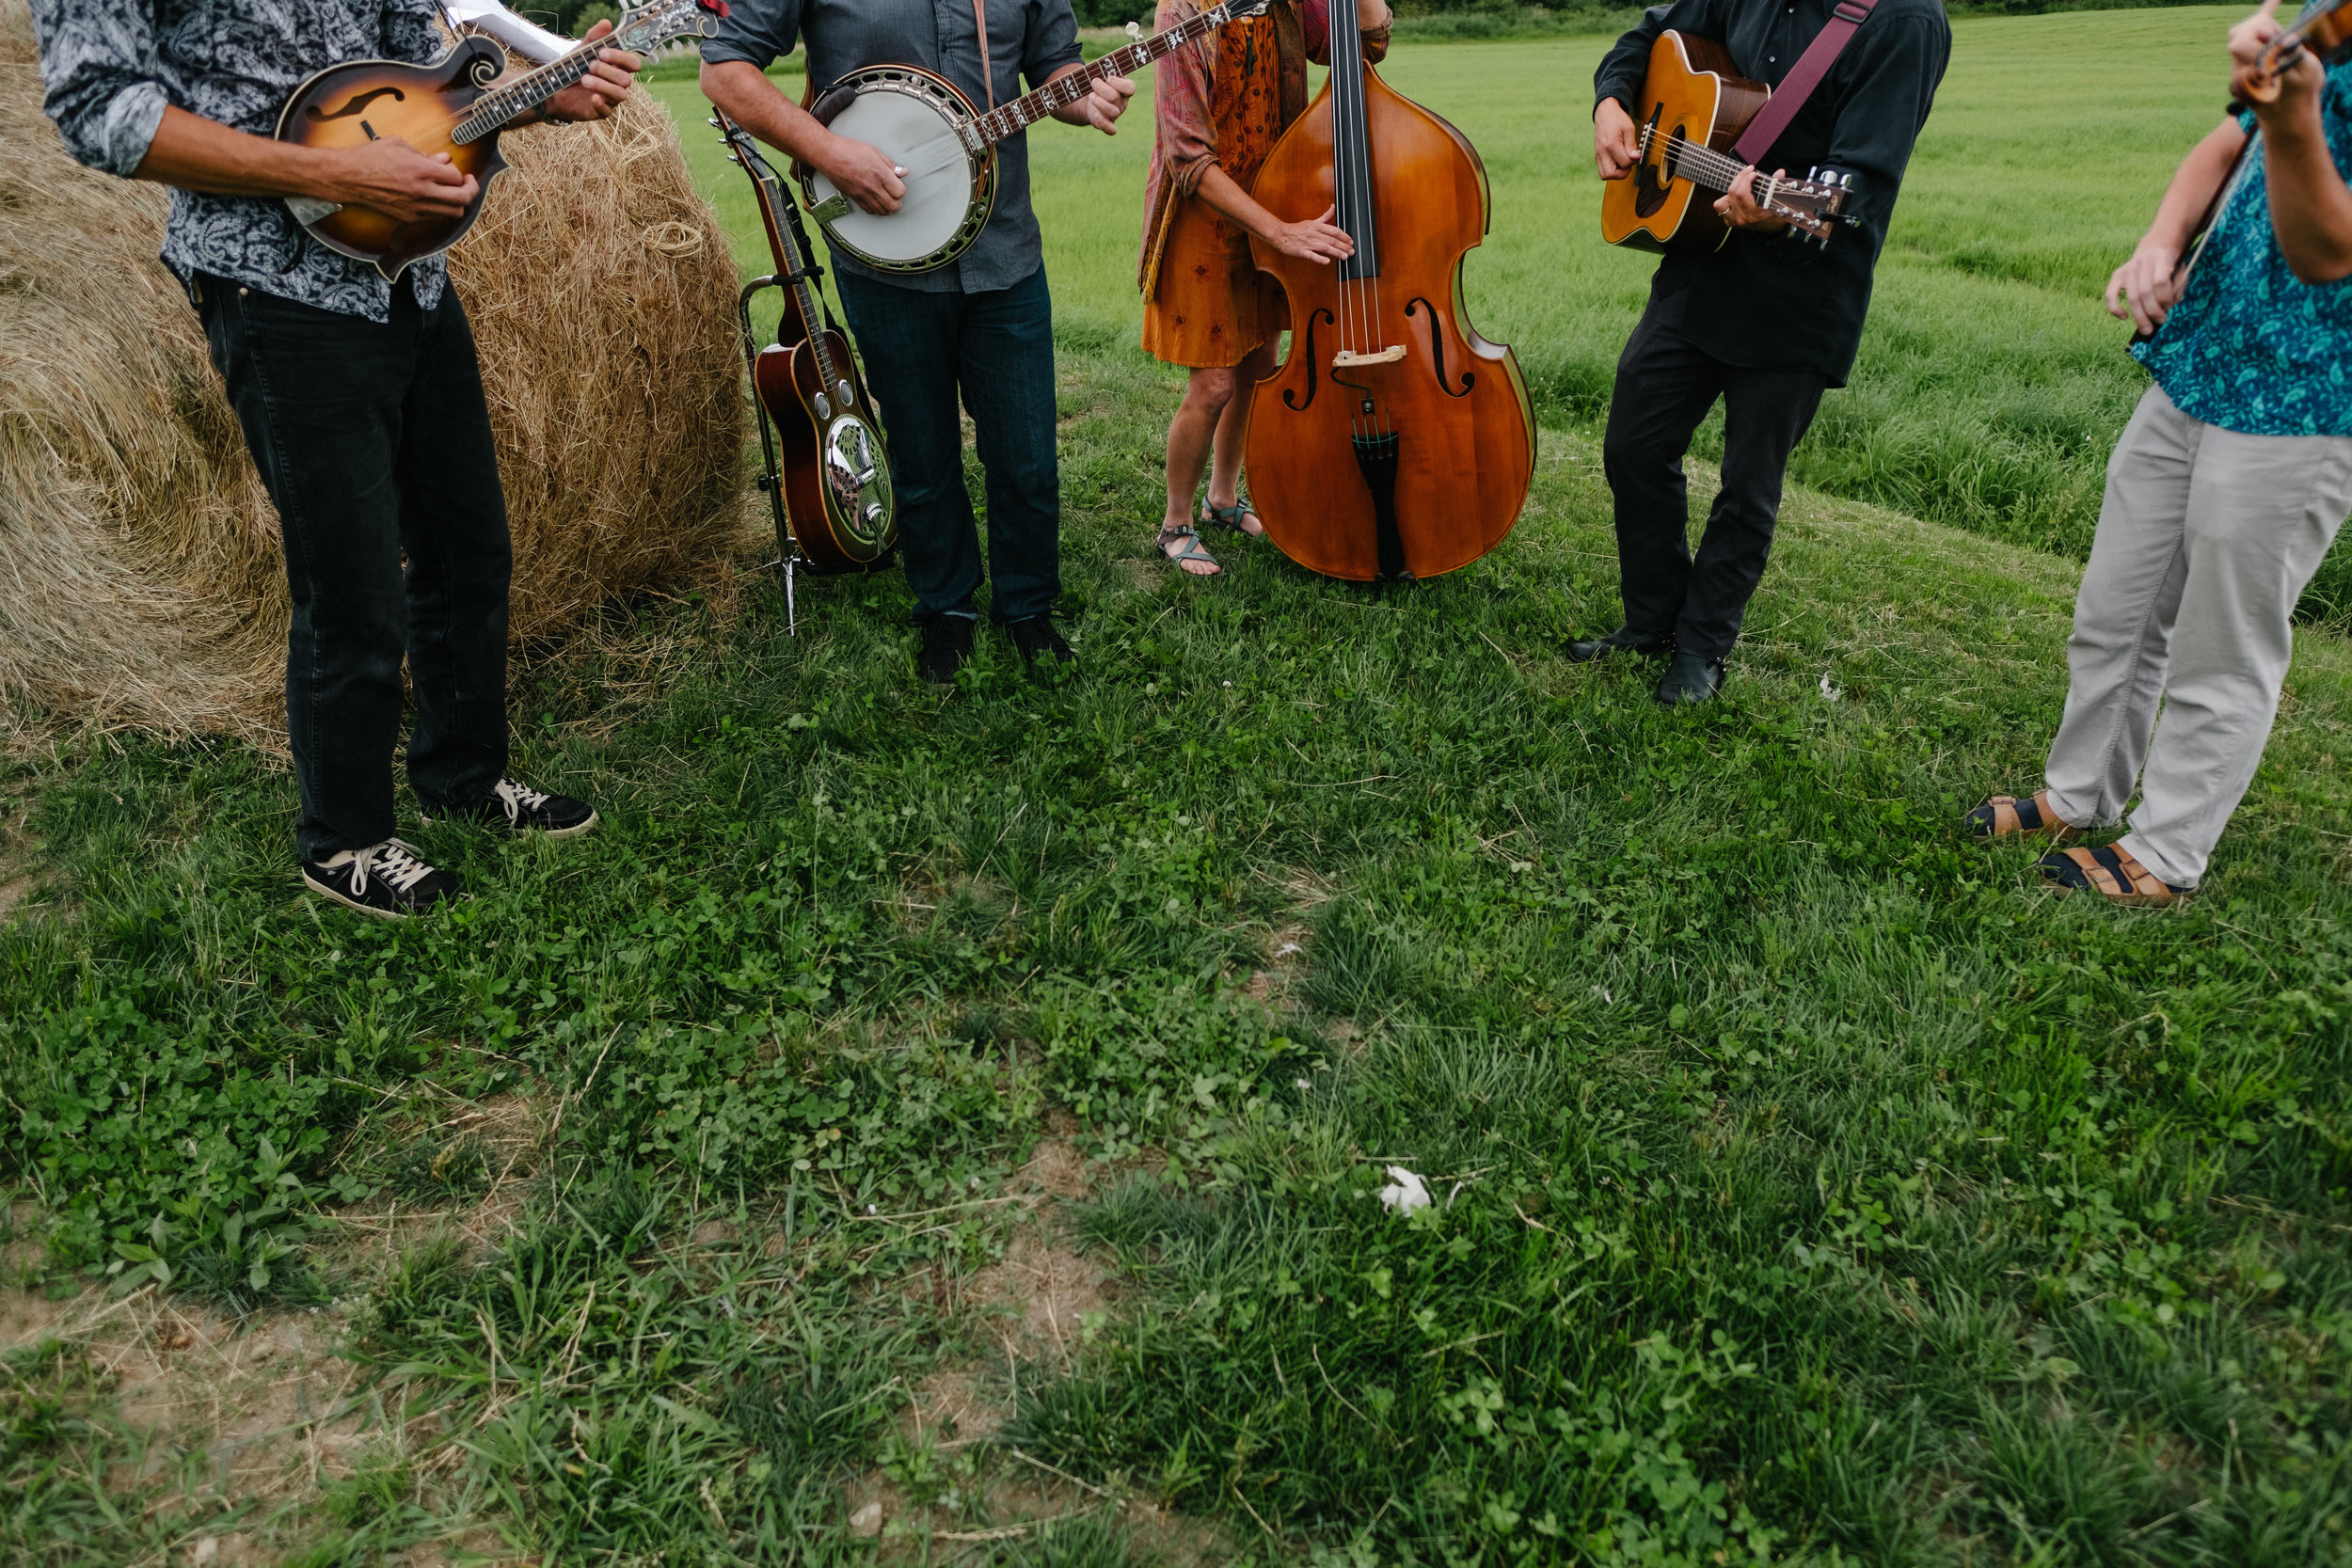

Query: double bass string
1327,0,1390,447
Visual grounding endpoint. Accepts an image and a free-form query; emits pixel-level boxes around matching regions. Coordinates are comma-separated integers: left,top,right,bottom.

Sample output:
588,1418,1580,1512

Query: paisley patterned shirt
30,0,450,320
2137,62,2352,438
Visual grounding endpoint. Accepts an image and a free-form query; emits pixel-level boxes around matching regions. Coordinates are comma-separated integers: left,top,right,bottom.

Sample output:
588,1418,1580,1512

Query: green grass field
9,8,2352,1566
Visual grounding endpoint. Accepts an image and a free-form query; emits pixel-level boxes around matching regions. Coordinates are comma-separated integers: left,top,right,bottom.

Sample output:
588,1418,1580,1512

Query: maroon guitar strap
1730,0,1878,167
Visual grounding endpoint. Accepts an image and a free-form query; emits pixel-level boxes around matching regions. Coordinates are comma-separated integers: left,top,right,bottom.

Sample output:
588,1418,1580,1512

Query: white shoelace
343,838,437,897
491,777,551,825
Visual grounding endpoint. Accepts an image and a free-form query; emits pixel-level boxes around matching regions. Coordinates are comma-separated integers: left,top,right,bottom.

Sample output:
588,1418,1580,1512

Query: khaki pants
2043,384,2352,889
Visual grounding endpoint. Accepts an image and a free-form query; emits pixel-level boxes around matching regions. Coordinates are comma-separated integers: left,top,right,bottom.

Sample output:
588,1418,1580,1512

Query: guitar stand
738,274,813,637
734,268,900,639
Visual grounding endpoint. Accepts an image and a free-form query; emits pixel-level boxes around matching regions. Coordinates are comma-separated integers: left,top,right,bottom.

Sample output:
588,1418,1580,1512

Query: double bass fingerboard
967,0,1262,148
1328,0,1379,280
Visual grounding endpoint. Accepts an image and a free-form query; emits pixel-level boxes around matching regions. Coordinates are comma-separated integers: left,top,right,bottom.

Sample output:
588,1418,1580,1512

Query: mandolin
275,0,727,280
1241,0,1534,582
798,0,1268,275
1601,30,1855,253
716,110,897,578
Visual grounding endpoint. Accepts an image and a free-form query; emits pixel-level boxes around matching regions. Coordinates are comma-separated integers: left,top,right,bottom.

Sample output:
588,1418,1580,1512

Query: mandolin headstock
611,0,727,55
1765,166,1859,245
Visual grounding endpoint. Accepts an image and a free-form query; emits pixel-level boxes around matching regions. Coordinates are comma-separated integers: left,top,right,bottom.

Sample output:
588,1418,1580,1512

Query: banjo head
804,67,997,275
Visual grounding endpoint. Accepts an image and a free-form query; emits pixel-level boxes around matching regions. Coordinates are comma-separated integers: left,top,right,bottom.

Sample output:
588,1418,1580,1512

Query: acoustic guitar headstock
1764,166,1859,246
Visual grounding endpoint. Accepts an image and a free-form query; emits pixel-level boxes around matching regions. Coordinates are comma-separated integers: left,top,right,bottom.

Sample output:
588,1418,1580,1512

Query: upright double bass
1243,1,1534,582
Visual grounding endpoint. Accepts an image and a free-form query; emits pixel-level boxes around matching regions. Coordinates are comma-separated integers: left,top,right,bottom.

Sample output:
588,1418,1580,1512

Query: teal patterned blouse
2137,62,2352,438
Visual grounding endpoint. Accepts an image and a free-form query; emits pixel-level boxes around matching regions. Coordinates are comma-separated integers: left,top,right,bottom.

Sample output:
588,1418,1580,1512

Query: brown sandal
2038,846,2190,908
1963,790,2077,842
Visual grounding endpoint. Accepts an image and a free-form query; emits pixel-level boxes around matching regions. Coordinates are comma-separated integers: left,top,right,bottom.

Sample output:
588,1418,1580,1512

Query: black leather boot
1654,651,1726,705
1566,626,1675,663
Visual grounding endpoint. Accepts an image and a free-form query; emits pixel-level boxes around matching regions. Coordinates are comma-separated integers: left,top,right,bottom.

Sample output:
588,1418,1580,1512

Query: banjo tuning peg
1126,20,1142,40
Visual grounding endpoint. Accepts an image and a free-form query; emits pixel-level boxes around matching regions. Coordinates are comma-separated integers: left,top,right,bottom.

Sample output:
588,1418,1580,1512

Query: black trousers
1601,282,1828,662
196,276,511,862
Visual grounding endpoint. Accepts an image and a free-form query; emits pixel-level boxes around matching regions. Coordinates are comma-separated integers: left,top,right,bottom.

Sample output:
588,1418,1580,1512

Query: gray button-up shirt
702,0,1083,294
30,0,451,321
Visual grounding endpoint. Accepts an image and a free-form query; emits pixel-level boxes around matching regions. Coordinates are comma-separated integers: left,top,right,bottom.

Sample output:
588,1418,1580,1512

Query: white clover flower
1820,672,1842,702
1378,1165,1432,1216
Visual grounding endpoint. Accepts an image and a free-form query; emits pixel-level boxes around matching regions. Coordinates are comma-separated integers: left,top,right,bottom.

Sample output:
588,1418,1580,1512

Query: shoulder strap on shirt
1730,0,1877,167
972,0,994,109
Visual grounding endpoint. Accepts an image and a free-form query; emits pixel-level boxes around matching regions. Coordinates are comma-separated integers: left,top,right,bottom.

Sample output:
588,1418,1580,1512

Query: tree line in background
514,0,2221,45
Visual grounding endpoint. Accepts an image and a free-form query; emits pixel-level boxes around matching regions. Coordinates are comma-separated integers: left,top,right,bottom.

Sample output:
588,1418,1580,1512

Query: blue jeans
833,265,1061,623
195,276,511,862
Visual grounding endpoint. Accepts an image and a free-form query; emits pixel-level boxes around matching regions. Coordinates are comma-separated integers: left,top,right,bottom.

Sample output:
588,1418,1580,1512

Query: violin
2236,0,2352,103
1241,2,1535,582
2134,0,2352,343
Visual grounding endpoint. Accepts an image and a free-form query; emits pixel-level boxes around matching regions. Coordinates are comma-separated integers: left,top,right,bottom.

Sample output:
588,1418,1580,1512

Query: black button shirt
1593,0,1949,385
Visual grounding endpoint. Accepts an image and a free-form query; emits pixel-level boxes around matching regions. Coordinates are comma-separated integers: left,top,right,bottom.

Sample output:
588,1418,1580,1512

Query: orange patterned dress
1140,10,1289,369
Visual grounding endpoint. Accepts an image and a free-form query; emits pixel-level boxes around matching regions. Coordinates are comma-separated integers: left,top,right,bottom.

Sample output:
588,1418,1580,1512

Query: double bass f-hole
1406,298,1474,398
1282,308,1335,412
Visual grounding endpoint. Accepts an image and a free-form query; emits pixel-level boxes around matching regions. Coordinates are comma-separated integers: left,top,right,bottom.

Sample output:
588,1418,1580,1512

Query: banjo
801,0,1270,275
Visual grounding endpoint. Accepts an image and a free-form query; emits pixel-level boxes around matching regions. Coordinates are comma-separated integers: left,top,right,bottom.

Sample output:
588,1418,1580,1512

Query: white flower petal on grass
1378,1165,1432,1216
1820,672,1842,702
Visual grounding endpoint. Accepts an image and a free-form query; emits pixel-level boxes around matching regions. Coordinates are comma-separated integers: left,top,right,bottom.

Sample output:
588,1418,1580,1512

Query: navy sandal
1963,790,2077,842
2038,845,2189,908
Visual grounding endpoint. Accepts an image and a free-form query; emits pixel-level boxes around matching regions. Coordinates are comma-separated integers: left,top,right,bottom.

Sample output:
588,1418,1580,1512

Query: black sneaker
916,615,976,685
1654,651,1727,706
302,838,460,920
1007,612,1074,667
1566,626,1675,663
426,777,599,837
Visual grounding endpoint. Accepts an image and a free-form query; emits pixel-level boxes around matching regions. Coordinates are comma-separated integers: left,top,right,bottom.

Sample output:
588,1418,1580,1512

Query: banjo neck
963,0,1265,149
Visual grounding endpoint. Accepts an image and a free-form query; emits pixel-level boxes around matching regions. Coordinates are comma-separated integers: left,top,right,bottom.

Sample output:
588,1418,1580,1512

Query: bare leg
1163,364,1239,576
1203,340,1276,537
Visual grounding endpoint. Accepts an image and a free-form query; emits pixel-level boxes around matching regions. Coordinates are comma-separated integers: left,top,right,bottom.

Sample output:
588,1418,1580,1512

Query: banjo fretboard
967,0,1264,148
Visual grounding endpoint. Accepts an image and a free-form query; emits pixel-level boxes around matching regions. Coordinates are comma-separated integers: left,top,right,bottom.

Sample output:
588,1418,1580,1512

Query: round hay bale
0,0,744,743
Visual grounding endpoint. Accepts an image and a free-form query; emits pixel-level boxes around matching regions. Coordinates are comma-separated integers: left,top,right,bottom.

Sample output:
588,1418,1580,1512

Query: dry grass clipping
0,0,745,745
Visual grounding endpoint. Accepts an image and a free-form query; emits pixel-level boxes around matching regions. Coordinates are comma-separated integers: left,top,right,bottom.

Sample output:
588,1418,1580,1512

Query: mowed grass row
5,10,2352,1566
665,8,2321,614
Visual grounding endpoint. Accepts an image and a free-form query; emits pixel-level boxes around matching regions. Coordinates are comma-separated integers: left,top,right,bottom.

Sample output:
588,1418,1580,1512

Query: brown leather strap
1731,0,1878,168
972,0,993,109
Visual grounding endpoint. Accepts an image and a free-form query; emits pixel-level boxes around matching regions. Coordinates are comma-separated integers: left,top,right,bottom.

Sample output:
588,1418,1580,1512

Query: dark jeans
195,276,511,862
833,265,1060,623
1601,282,1828,661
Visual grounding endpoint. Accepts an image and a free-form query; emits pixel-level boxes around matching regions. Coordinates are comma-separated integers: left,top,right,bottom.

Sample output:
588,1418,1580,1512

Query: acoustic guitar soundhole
1632,126,1682,219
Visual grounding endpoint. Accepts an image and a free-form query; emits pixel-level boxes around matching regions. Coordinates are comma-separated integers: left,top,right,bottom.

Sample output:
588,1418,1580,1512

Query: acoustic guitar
275,0,727,280
1600,30,1855,253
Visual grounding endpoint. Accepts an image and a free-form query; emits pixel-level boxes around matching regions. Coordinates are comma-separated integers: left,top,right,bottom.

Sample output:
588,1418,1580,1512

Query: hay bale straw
0,0,743,743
